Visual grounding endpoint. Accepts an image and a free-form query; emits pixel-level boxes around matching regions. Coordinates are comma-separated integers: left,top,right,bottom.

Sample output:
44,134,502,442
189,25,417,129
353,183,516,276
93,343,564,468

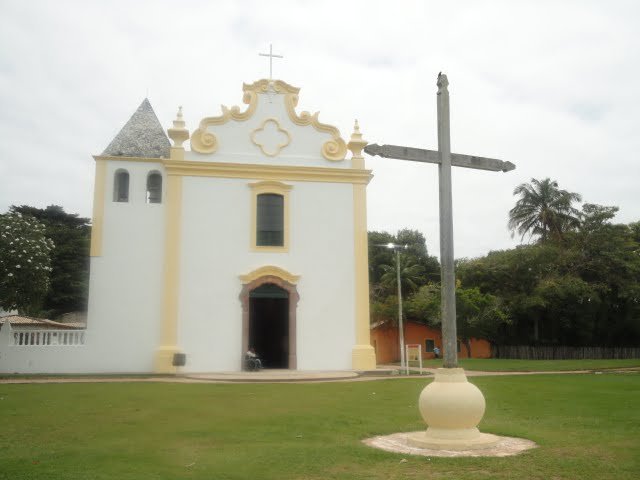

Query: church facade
85,79,376,373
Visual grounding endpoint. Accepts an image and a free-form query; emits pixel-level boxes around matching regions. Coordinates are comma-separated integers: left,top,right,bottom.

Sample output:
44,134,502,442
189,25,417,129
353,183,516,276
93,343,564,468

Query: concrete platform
364,431,537,457
184,369,361,383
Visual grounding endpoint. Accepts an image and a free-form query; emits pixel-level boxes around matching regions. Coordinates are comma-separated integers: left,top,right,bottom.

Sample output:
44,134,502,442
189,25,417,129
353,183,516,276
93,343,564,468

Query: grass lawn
409,358,640,371
1,373,639,479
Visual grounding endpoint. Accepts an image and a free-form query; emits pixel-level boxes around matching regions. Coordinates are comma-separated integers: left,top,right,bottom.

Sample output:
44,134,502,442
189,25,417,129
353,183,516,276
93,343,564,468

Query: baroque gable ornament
190,79,347,161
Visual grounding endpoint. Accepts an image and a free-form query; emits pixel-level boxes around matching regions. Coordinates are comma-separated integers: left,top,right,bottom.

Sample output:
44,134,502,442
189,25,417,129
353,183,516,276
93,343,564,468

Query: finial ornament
348,119,368,159
437,72,449,94
168,105,189,149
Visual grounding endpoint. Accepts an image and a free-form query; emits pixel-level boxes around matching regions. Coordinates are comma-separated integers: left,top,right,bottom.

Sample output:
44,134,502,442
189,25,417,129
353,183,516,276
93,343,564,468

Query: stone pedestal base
406,429,500,450
414,367,496,449
363,432,536,457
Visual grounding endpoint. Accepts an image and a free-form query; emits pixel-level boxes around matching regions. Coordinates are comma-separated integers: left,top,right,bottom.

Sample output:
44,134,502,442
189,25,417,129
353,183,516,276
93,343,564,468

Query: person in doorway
433,346,440,359
246,347,262,370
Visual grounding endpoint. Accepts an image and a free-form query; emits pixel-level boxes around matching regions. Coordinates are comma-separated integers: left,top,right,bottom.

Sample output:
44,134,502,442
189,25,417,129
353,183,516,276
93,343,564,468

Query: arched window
113,169,130,202
146,171,163,204
250,181,292,252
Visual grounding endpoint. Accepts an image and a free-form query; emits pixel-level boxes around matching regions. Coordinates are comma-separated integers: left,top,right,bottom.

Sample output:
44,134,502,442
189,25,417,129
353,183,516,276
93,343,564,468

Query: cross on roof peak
259,44,283,80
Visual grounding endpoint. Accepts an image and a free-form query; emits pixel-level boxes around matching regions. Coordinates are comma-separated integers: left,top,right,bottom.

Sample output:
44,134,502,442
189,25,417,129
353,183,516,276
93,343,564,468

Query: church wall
177,175,356,372
289,182,356,370
85,160,165,372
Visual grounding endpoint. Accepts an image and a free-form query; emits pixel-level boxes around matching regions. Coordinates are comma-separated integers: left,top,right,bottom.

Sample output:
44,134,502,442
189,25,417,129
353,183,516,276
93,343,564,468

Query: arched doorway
249,284,289,368
239,271,299,369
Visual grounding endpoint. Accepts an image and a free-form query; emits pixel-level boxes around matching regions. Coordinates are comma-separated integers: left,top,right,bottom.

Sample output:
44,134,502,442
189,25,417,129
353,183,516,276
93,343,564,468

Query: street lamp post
382,242,407,371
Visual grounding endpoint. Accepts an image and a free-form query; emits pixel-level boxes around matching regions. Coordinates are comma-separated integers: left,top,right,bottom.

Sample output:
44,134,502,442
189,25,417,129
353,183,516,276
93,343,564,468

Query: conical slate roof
102,98,171,158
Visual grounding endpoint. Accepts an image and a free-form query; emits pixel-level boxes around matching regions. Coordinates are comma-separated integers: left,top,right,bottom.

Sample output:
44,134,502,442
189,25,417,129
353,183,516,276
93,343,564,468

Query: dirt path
1,366,637,385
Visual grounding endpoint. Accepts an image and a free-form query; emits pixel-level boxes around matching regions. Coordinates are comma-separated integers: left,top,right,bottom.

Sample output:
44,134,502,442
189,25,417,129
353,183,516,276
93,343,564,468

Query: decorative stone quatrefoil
251,118,291,157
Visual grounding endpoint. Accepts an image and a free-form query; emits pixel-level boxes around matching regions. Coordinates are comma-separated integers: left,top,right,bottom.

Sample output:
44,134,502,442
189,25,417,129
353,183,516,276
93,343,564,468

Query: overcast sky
1,0,638,259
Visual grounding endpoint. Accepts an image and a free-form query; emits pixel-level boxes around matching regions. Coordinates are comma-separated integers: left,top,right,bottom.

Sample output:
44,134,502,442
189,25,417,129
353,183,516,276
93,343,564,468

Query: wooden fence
493,345,640,360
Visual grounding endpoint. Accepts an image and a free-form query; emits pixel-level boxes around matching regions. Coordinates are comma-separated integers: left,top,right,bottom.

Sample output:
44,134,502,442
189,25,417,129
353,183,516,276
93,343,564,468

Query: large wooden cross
365,73,515,368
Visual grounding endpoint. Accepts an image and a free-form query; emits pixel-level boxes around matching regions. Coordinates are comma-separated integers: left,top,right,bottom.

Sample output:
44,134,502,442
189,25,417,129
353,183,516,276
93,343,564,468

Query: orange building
370,320,492,364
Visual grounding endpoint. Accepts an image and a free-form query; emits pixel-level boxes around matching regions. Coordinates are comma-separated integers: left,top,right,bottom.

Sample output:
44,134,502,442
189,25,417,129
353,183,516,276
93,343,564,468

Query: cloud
1,0,639,258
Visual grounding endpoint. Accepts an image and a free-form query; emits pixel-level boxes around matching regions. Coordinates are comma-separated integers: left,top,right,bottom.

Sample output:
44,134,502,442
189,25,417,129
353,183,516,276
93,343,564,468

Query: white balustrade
11,329,86,346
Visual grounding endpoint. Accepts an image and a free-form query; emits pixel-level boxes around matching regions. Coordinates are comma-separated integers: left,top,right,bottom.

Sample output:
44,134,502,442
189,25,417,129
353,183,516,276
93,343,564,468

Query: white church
1,79,377,374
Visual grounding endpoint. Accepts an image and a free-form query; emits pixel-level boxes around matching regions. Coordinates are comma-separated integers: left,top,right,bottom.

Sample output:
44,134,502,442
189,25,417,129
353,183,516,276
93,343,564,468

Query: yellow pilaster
348,121,377,370
89,159,106,257
154,173,182,373
154,107,189,373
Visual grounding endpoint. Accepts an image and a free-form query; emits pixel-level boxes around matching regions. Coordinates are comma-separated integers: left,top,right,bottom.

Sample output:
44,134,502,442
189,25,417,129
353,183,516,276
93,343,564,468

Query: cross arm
364,143,515,173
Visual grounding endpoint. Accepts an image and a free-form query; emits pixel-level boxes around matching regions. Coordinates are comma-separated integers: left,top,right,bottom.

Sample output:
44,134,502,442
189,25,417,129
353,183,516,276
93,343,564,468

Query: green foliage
508,177,582,242
0,212,54,314
369,294,399,324
460,202,640,346
404,282,510,347
378,253,425,296
368,229,439,288
405,283,441,324
367,230,395,286
456,286,510,348
10,205,91,318
368,229,440,325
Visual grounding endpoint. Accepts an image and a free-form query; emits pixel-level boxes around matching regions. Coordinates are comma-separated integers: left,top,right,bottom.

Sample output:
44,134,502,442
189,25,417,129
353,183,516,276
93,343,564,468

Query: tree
570,204,640,346
0,212,54,314
508,178,582,242
368,231,396,287
405,283,441,324
10,205,91,318
457,244,566,344
368,229,439,293
460,200,640,347
456,287,510,355
368,229,439,327
379,253,425,297
404,282,510,352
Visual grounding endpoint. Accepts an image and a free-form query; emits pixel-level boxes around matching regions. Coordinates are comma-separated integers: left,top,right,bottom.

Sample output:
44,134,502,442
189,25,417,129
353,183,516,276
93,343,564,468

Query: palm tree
508,178,582,242
379,254,425,295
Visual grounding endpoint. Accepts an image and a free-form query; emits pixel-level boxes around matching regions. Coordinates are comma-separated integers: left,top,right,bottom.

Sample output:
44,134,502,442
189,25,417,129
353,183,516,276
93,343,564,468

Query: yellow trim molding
93,156,373,184
190,82,264,154
240,265,300,285
283,92,347,162
250,117,291,157
249,181,292,253
89,159,106,257
351,182,376,370
351,123,377,370
154,174,183,374
164,160,372,185
244,79,300,96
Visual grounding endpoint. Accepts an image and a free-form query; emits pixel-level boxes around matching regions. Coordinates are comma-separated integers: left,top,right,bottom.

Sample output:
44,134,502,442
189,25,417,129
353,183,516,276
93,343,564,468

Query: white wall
0,323,90,374
178,176,356,372
84,160,165,372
